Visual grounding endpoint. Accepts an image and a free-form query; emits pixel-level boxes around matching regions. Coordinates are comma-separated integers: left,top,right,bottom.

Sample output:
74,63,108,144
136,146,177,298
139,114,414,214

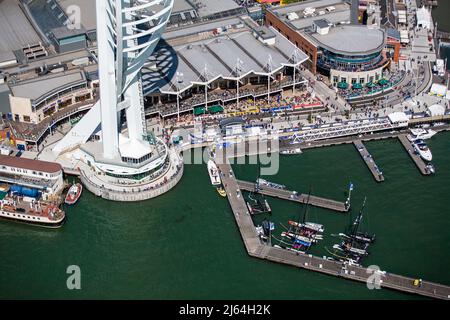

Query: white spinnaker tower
55,0,174,158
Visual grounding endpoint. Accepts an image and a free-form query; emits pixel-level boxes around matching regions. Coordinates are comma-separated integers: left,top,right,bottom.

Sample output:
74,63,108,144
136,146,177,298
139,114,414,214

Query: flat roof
0,84,11,114
10,70,86,102
163,17,244,40
173,0,195,13
309,25,386,55
3,49,91,74
51,26,86,40
194,0,241,18
0,154,62,173
269,0,350,31
0,0,41,54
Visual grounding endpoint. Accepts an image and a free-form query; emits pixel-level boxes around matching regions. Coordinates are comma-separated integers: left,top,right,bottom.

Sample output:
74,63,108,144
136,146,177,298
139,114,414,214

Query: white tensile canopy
388,112,409,124
429,83,447,97
427,104,445,117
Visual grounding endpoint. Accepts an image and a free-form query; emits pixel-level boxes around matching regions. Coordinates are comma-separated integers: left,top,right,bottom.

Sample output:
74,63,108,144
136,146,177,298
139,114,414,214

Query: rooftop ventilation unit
303,7,316,16
287,12,299,21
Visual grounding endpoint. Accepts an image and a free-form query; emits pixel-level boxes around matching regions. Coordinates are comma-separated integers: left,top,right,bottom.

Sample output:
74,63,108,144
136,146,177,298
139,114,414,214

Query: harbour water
0,132,449,299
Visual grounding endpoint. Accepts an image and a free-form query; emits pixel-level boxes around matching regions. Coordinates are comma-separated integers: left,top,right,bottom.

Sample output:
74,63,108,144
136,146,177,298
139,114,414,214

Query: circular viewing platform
79,146,184,202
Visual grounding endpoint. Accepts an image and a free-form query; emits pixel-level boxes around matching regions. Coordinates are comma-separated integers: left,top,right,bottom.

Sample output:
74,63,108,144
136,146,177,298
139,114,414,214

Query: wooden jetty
217,161,450,300
397,135,432,175
236,179,348,213
353,140,385,182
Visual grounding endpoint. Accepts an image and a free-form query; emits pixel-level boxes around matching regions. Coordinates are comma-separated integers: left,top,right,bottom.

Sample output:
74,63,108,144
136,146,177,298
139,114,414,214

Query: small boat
288,220,324,233
280,148,302,155
413,141,432,161
339,232,375,244
65,183,82,205
216,186,227,197
426,163,435,174
407,128,437,142
333,243,368,256
256,178,286,190
207,159,221,186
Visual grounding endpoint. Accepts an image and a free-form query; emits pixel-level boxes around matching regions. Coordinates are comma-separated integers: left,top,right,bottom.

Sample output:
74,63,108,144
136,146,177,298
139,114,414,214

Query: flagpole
345,182,353,210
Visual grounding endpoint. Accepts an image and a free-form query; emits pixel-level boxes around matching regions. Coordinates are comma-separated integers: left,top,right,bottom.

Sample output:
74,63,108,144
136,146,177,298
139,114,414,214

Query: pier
353,140,385,182
217,160,450,300
397,135,432,175
236,180,348,213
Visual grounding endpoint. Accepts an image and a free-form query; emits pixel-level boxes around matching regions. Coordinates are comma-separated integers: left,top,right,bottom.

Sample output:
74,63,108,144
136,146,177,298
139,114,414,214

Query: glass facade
317,48,385,73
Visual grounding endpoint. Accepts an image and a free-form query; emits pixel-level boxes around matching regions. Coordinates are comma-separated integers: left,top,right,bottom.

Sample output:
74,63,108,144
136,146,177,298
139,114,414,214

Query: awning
378,78,389,85
352,83,363,89
337,82,348,89
208,105,224,114
366,82,375,88
193,107,206,116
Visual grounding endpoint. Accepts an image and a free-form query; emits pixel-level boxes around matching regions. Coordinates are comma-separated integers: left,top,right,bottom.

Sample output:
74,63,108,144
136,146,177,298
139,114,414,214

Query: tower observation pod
56,0,184,201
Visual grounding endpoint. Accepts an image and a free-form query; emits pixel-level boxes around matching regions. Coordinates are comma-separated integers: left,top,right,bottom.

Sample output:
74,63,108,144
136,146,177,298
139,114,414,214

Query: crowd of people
151,89,325,129
146,74,305,117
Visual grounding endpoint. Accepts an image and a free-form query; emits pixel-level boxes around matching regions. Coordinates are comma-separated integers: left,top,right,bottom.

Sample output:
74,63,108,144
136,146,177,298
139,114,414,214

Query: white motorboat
207,159,221,186
407,128,437,142
413,141,432,162
280,148,302,155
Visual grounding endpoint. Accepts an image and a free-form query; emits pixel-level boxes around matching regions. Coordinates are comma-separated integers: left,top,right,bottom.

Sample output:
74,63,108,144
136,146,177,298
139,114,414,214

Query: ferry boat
256,178,286,190
413,140,433,161
280,148,302,155
207,159,221,186
407,128,437,142
0,195,65,228
65,183,83,205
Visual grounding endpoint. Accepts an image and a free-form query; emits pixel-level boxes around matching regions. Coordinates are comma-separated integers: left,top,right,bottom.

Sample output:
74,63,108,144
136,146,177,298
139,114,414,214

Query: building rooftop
143,18,308,95
51,26,86,40
0,84,11,115
193,0,242,18
269,0,351,31
0,154,62,173
314,19,330,28
0,0,41,56
309,25,386,55
9,70,86,103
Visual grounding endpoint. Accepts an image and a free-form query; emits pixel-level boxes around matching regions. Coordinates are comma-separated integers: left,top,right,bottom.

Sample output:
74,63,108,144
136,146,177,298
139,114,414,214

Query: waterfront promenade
217,158,450,300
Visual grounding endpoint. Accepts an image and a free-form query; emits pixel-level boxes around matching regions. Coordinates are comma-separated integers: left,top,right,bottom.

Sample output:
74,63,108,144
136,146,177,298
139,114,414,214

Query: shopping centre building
265,0,397,87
